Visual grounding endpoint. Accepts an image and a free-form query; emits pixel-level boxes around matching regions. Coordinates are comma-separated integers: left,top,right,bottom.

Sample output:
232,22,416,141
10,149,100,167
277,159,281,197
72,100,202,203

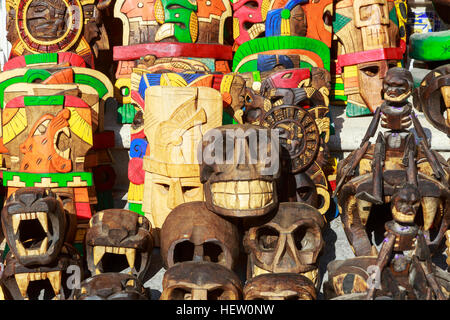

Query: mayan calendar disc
261,105,320,173
16,0,83,53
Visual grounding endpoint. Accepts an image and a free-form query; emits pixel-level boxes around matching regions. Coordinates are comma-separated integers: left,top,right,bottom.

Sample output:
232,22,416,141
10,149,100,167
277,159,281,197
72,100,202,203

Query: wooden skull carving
243,273,317,300
1,244,82,300
160,201,240,270
1,188,66,266
73,273,148,300
160,261,243,300
85,209,153,281
199,124,281,218
243,202,325,284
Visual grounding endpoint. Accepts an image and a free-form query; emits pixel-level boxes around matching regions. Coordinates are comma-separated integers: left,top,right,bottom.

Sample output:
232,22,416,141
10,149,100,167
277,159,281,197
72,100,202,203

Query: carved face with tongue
1,188,66,267
85,209,153,281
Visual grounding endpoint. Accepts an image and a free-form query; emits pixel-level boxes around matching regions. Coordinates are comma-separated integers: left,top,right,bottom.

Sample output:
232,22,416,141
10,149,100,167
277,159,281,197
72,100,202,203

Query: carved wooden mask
232,0,287,46
85,209,153,281
1,243,82,300
243,273,317,300
414,64,450,135
115,0,232,45
1,188,66,267
199,124,281,218
334,0,402,115
2,95,93,173
160,201,240,270
6,0,111,67
73,273,148,300
160,261,243,300
390,184,420,225
244,202,324,284
142,86,222,230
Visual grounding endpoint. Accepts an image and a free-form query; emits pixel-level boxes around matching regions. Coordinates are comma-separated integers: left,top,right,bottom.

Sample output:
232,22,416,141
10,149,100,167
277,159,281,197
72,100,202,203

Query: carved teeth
15,237,48,256
92,246,136,272
14,271,62,298
12,214,21,234
421,197,439,231
155,23,175,42
211,180,273,210
248,23,265,39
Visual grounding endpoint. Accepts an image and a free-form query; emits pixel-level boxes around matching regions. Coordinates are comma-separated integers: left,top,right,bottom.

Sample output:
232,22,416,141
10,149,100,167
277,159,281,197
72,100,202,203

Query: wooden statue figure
141,86,223,243
333,0,404,117
72,273,149,300
0,243,83,300
243,273,317,300
160,201,240,271
160,261,243,300
243,202,325,286
324,184,450,300
334,67,450,257
85,209,153,281
5,0,112,68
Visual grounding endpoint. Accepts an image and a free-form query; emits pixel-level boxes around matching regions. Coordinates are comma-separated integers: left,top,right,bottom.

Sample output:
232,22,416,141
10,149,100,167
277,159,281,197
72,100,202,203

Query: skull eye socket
173,240,194,263
207,288,230,300
203,242,225,264
169,288,191,300
293,225,317,251
257,226,279,251
360,65,379,77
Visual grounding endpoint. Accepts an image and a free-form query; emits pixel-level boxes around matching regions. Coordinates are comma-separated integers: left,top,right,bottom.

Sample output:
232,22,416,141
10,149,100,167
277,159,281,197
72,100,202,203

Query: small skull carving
244,202,325,284
199,124,281,218
85,209,153,281
160,261,243,300
160,201,240,270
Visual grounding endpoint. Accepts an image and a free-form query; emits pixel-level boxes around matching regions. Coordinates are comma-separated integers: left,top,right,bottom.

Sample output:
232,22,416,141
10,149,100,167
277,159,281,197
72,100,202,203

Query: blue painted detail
130,138,148,158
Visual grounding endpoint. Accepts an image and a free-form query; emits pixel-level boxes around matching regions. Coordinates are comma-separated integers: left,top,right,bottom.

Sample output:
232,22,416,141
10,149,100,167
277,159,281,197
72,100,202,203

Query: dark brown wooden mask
160,201,240,270
1,188,66,266
199,124,281,218
243,273,317,300
85,209,153,281
73,273,148,300
1,244,82,300
244,202,325,283
160,261,243,300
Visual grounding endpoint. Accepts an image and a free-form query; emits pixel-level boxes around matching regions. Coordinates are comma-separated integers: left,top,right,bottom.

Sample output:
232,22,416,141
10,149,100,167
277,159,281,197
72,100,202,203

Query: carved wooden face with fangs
73,273,148,300
1,188,66,267
1,243,82,300
244,202,324,284
160,201,240,270
85,209,153,281
160,261,243,300
199,124,281,218
243,273,317,300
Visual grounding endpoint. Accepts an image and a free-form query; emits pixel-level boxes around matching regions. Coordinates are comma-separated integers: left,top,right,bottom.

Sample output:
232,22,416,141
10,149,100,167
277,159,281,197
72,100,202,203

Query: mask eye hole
245,94,253,104
203,242,224,264
360,65,380,77
323,10,332,26
169,288,191,300
207,288,227,300
293,225,316,251
257,226,279,251
173,240,194,264
244,1,259,9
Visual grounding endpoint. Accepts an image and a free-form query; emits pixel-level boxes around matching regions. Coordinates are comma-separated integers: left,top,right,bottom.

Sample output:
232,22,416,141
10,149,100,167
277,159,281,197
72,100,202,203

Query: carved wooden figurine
335,68,450,257
333,0,404,117
243,202,325,286
85,209,153,281
324,184,450,300
160,261,243,300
